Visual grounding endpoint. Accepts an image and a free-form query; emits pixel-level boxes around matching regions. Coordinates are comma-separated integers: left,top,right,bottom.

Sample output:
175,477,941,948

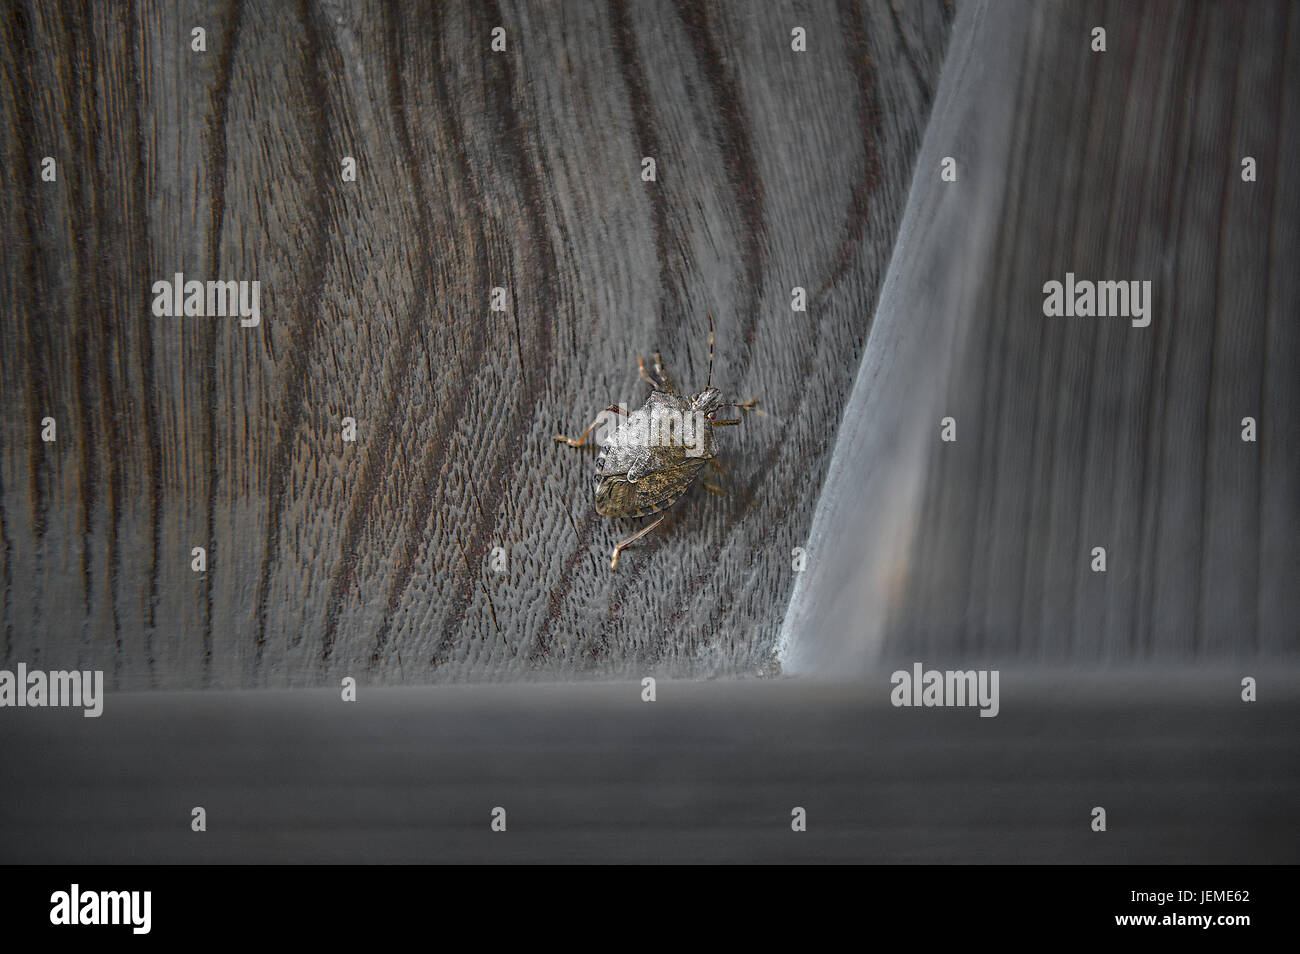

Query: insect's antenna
706,311,715,390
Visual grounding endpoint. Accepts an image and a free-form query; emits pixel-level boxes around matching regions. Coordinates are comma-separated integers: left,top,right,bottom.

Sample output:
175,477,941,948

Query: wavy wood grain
0,0,953,687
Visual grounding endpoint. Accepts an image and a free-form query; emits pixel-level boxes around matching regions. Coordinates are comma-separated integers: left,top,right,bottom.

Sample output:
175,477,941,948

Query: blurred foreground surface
1,670,1296,863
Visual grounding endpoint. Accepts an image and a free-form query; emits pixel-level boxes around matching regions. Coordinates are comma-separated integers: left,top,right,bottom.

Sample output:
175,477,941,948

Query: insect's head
691,386,725,416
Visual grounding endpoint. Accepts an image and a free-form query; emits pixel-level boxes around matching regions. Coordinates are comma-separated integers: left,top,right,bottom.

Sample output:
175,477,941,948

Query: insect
555,313,760,570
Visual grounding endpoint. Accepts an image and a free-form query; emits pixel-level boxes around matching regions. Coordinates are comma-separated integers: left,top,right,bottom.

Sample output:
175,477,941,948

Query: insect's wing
596,458,707,518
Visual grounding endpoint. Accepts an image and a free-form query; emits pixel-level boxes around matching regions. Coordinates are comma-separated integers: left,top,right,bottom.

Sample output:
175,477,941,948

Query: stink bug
555,313,760,570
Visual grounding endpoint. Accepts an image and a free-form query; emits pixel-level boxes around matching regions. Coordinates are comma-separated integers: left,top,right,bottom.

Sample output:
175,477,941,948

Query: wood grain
784,0,1300,673
0,0,953,687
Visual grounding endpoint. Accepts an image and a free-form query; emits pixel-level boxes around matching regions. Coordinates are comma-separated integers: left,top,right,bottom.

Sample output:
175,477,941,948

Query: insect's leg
609,514,666,571
637,354,676,394
637,356,656,386
555,405,624,448
708,398,762,427
650,353,676,394
700,457,731,494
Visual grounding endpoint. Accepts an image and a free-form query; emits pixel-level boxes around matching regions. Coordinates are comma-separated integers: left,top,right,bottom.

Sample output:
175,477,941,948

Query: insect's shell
594,391,715,518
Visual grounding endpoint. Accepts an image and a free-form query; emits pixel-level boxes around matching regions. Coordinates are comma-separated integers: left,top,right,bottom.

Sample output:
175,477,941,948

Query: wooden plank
784,0,1300,673
0,0,953,687
4,673,1298,862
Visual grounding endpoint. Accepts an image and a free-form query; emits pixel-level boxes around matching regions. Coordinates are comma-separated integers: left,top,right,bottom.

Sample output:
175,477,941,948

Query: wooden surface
0,1,954,688
784,0,1300,673
3,4,1297,868
3,672,1297,863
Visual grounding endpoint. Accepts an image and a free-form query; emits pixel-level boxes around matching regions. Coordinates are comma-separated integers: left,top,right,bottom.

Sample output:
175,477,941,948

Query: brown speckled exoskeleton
556,313,759,570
